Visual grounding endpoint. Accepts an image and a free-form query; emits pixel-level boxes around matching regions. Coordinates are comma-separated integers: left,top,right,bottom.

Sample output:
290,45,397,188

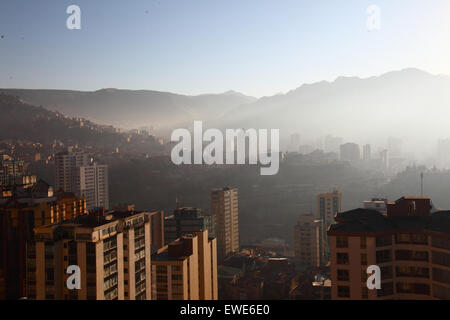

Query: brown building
328,196,450,300
0,180,86,300
151,230,218,300
28,209,156,300
211,187,239,262
294,215,324,268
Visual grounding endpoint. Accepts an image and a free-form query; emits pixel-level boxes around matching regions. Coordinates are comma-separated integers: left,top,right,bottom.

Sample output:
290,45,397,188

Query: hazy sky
0,0,449,97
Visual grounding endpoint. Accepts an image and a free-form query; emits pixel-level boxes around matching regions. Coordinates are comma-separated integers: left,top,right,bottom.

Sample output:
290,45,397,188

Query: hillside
0,88,257,130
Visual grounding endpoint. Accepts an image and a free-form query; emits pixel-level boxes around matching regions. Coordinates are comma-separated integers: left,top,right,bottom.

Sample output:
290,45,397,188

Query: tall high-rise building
165,207,215,244
380,149,389,170
0,180,86,299
328,196,450,300
318,189,342,262
211,187,239,262
340,143,360,162
28,209,156,300
294,215,324,268
362,144,371,161
77,163,109,210
55,152,109,210
151,230,218,300
54,152,89,193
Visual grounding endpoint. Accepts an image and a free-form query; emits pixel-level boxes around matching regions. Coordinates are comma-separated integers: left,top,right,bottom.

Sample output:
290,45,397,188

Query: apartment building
151,230,218,300
28,209,155,300
318,189,342,262
77,163,109,210
54,152,109,210
211,187,239,262
328,196,450,300
165,207,215,244
0,180,86,299
294,215,324,268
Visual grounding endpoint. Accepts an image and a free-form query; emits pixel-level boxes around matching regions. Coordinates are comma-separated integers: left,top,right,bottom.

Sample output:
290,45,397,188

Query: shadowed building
151,230,218,300
318,189,342,262
328,196,450,300
211,187,239,262
28,209,156,300
294,215,324,268
0,180,86,300
165,207,214,244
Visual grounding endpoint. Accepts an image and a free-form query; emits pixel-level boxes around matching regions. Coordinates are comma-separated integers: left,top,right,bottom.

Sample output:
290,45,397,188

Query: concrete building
328,196,450,300
294,215,324,268
362,144,371,161
55,152,109,210
165,207,215,244
54,152,89,193
380,149,389,170
211,187,239,262
340,143,360,163
318,189,342,262
28,209,156,300
0,180,86,299
77,163,109,210
151,230,218,300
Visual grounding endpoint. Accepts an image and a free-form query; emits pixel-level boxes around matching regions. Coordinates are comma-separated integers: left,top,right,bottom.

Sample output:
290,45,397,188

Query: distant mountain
0,94,162,153
215,68,450,144
2,68,450,146
0,88,257,130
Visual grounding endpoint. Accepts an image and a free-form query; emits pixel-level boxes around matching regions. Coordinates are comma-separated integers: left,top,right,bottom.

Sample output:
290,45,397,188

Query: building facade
328,196,450,300
165,207,215,244
28,209,156,300
211,187,239,262
151,230,218,300
54,152,109,210
340,143,360,163
0,180,86,299
294,215,324,268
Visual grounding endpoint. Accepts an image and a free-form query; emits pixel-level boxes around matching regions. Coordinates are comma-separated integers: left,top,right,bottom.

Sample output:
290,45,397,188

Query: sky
0,0,449,97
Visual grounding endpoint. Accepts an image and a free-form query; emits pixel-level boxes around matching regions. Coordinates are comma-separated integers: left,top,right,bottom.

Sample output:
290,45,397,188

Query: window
396,282,430,295
397,266,429,279
376,235,392,247
432,237,450,250
337,253,349,265
337,269,349,281
337,286,350,298
395,250,428,262
376,250,391,263
336,236,348,248
360,236,367,249
361,269,367,283
381,266,393,280
361,253,367,265
432,251,450,267
433,268,450,284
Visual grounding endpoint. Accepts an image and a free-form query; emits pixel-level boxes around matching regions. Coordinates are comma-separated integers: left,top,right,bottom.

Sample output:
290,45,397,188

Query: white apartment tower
55,152,109,210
